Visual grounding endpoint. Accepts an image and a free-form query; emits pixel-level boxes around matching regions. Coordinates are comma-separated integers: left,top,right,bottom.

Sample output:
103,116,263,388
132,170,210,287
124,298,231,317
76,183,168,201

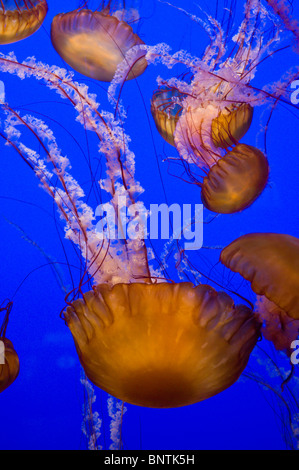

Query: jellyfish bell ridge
64,282,260,408
51,9,147,82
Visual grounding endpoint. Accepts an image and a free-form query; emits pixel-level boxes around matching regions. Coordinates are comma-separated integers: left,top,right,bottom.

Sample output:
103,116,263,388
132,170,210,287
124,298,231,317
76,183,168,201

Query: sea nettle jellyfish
51,0,147,82
65,282,260,407
143,0,299,214
0,301,19,393
0,0,48,44
0,53,260,408
220,233,299,355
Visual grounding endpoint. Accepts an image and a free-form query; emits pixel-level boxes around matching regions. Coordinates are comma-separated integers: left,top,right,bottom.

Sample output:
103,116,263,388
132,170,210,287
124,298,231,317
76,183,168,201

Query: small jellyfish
147,3,299,216
0,0,48,44
0,52,260,409
51,6,147,82
0,301,19,393
220,233,299,320
64,282,260,408
220,233,299,354
151,87,268,214
151,90,254,150
201,144,269,214
256,296,299,356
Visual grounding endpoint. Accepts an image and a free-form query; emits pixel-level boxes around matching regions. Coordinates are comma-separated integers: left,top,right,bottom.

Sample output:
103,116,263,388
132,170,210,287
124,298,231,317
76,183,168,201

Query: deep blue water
0,0,298,450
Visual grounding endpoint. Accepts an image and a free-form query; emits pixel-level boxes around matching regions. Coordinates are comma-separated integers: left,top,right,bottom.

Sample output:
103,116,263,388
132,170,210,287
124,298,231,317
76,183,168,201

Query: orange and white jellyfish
0,0,48,44
0,52,260,408
0,301,19,393
220,233,299,355
51,1,147,82
151,86,269,213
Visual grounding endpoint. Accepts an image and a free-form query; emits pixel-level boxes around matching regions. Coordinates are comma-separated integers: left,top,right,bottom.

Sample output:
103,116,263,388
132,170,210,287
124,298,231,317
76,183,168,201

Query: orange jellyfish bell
0,338,20,393
0,0,48,45
220,233,299,320
51,8,147,82
201,144,269,214
0,301,19,393
151,87,184,147
64,282,260,408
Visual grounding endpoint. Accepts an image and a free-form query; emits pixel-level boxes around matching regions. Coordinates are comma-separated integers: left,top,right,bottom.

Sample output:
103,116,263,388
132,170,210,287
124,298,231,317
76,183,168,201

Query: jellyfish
220,233,299,354
51,1,147,82
150,87,185,147
151,85,269,214
151,88,254,150
143,1,299,214
65,282,260,408
0,301,19,393
0,0,48,45
265,0,299,49
0,52,261,408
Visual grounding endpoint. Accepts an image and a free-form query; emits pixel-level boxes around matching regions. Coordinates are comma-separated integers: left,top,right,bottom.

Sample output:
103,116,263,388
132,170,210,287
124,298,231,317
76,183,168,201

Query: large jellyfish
0,52,261,408
0,0,48,44
144,1,298,214
51,1,147,82
220,233,299,354
66,282,259,407
0,301,19,393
